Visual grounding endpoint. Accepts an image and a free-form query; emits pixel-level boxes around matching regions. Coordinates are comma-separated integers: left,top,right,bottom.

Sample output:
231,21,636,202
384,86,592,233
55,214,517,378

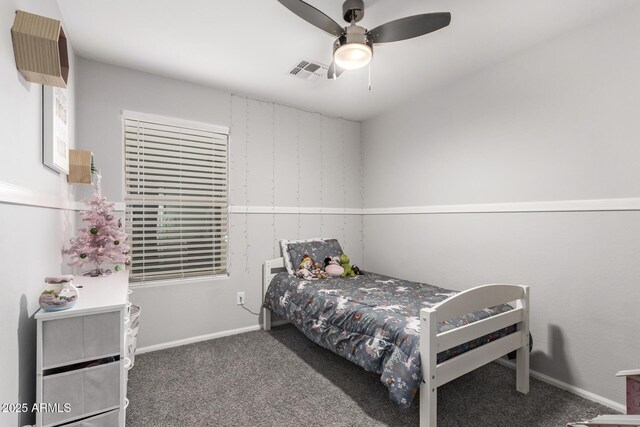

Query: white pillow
279,238,323,274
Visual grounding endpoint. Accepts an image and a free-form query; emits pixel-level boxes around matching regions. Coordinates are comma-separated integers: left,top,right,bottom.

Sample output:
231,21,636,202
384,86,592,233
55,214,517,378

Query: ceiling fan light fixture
334,42,372,70
276,0,451,81
332,24,373,71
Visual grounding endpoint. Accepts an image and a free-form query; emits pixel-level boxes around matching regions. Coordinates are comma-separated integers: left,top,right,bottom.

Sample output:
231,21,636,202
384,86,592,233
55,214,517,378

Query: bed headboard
262,257,286,331
263,257,285,296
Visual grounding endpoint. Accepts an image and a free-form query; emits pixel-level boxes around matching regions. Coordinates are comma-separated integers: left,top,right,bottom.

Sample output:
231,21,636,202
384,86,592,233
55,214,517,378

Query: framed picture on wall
43,85,69,174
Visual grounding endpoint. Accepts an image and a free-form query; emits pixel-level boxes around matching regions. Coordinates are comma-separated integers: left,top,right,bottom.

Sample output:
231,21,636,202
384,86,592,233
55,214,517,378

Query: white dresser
35,271,130,427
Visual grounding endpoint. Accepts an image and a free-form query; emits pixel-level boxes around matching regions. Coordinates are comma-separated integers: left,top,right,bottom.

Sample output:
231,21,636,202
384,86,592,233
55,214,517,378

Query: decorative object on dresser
35,271,132,427
11,10,69,88
39,276,78,312
43,85,69,174
67,149,94,184
567,369,640,426
65,174,131,277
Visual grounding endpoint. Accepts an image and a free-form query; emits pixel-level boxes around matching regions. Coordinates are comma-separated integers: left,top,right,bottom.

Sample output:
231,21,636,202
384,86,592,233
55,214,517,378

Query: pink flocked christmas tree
66,174,131,276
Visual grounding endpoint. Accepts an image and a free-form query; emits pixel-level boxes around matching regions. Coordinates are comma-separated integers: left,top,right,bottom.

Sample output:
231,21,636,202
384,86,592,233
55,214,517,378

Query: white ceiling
56,0,635,121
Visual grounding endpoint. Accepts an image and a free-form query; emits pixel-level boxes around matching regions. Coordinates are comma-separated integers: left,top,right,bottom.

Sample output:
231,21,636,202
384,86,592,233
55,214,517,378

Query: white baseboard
135,319,292,355
135,324,261,355
494,359,625,413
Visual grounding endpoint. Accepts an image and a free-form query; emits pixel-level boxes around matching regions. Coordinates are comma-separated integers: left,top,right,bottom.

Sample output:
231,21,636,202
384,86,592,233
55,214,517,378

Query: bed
262,257,530,427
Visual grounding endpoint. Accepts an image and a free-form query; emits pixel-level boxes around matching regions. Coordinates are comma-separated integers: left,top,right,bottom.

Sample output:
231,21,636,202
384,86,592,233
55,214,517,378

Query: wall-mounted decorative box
11,10,69,88
67,150,94,184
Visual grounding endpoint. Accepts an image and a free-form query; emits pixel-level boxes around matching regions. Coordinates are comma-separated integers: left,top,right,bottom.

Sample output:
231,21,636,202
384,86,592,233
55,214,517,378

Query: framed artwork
43,86,69,174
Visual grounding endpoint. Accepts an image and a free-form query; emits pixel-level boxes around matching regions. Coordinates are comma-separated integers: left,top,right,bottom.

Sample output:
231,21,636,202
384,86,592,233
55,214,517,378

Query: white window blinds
123,112,229,283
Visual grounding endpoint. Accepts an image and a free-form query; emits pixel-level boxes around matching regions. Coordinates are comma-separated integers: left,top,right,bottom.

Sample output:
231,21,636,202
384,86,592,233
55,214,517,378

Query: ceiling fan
277,0,451,79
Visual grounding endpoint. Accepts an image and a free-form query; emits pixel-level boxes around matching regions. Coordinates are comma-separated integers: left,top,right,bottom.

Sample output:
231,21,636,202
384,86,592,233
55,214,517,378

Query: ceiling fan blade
327,61,345,79
277,0,344,37
367,12,451,44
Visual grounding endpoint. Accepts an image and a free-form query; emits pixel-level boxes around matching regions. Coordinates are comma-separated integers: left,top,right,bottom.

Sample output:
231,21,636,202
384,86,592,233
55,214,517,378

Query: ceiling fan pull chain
368,62,372,91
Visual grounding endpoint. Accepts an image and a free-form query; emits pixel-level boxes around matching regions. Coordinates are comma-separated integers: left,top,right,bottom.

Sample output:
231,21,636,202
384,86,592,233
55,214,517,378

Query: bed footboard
420,284,530,427
262,257,285,331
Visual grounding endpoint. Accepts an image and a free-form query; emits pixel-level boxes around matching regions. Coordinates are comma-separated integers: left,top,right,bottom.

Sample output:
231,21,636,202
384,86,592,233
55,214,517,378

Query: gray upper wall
76,58,362,210
75,58,231,203
363,5,640,208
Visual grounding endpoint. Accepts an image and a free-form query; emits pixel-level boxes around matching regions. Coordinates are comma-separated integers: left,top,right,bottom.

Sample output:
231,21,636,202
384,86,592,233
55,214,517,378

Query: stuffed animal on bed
312,266,328,280
295,255,315,279
296,255,328,280
340,254,356,277
324,256,344,277
299,255,313,271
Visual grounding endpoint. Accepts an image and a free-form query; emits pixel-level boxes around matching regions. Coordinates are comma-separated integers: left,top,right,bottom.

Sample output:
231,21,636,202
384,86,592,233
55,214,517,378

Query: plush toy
352,265,364,275
296,255,315,279
296,268,314,280
296,255,329,280
324,256,344,277
313,268,328,280
311,261,328,279
299,255,313,271
340,254,356,277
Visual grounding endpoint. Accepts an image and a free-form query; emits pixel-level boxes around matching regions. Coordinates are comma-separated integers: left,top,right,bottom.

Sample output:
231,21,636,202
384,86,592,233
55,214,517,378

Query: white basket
125,304,141,368
129,304,141,330
127,336,137,368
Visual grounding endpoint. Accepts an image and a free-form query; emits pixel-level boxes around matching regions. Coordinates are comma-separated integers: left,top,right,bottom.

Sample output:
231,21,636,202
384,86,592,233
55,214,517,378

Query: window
123,111,229,283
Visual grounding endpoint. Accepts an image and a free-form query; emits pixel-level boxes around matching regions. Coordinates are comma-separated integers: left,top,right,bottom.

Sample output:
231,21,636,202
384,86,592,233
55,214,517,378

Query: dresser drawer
43,311,121,367
42,361,120,426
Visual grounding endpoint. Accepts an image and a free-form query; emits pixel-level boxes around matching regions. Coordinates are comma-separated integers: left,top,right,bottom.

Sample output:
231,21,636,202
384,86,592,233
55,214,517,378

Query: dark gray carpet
127,325,611,426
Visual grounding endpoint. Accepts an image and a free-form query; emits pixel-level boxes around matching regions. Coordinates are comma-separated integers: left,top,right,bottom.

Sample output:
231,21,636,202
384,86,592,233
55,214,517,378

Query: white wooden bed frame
262,257,530,427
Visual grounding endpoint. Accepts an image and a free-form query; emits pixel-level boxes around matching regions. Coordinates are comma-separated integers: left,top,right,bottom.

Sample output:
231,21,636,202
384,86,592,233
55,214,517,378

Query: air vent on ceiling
289,60,327,81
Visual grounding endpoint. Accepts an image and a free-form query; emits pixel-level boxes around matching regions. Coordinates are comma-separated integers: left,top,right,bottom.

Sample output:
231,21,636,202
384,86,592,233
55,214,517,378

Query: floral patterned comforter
263,271,517,409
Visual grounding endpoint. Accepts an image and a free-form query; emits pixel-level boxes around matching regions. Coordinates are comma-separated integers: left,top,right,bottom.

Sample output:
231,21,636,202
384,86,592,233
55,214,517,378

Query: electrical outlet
236,292,245,305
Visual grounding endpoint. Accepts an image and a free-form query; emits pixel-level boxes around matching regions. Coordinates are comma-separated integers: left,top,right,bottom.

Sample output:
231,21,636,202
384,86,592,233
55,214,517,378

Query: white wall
0,2,76,426
75,58,363,349
362,6,640,405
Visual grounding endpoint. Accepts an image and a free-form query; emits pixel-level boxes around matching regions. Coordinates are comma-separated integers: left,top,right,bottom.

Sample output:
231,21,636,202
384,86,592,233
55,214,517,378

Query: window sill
129,273,229,289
